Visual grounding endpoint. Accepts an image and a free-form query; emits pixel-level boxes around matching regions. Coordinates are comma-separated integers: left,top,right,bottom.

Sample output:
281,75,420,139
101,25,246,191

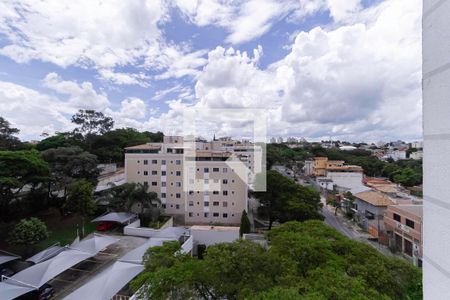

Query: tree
392,168,422,187
252,171,323,229
9,218,49,252
65,179,96,237
36,132,82,151
0,150,50,220
71,109,114,136
41,146,99,204
239,210,251,236
98,182,161,220
0,116,22,150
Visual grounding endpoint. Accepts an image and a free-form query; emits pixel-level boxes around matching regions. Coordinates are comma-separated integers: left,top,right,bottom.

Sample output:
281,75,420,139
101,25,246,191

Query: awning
0,254,20,265
64,237,174,300
0,234,119,300
26,245,65,264
91,212,138,224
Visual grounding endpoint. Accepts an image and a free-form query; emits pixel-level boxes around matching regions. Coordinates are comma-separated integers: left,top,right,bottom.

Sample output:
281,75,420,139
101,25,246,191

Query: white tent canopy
0,282,35,300
26,245,64,264
0,234,118,300
91,212,138,224
64,236,179,300
0,254,20,266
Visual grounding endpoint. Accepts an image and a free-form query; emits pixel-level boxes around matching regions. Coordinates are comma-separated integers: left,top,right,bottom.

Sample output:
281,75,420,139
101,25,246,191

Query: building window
152,170,157,175
167,149,173,153
223,167,228,173
176,171,181,176
204,167,209,173
204,191,209,196
152,160,157,164
176,182,181,187
393,213,401,222
213,167,219,172
144,171,148,176
213,201,219,206
162,160,166,165
404,238,413,256
143,160,148,165
204,201,209,207
204,179,209,184
204,212,209,217
152,182,157,186
405,218,415,229
176,193,181,198
176,160,181,165
213,212,219,217
189,190,194,195
176,204,180,209
223,190,228,196
223,213,228,218
223,179,228,184
223,202,228,207
213,191,219,195
162,171,166,176
189,212,193,217
161,204,166,209
143,181,148,187
161,182,166,187
161,193,166,198
189,201,194,206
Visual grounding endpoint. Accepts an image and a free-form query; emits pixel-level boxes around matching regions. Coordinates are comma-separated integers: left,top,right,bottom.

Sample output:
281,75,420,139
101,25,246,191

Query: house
384,204,423,267
410,151,423,160
353,190,394,238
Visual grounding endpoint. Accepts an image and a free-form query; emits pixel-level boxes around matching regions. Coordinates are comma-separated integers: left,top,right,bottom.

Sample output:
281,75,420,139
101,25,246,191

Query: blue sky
0,0,422,142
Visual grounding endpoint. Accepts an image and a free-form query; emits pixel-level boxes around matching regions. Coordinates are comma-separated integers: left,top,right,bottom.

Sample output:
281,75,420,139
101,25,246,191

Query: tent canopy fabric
26,245,64,264
63,261,144,300
91,212,137,224
0,282,35,299
0,254,20,266
0,234,119,300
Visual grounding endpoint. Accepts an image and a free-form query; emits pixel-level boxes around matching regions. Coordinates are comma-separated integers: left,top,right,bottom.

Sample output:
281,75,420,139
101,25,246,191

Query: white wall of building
191,226,239,247
423,0,450,297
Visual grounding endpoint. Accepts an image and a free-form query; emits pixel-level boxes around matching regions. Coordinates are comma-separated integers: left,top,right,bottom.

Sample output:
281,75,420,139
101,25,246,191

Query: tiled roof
355,190,393,207
125,144,161,150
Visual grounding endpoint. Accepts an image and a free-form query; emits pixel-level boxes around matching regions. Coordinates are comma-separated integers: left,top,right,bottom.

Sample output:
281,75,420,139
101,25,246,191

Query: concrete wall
326,172,364,191
423,0,450,297
123,217,173,238
191,227,239,247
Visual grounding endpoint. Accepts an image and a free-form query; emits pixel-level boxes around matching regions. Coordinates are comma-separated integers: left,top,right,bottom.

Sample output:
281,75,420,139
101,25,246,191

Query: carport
26,244,65,264
0,234,118,300
91,212,138,225
0,252,20,266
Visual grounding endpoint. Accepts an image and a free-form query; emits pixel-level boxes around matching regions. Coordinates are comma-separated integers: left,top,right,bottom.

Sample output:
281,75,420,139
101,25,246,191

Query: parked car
0,267,14,280
96,221,116,231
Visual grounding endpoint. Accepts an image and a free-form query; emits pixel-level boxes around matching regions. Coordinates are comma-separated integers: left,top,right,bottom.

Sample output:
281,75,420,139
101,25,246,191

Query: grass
0,209,97,257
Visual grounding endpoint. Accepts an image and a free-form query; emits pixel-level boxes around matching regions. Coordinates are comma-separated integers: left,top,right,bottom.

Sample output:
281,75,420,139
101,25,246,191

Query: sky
0,0,422,142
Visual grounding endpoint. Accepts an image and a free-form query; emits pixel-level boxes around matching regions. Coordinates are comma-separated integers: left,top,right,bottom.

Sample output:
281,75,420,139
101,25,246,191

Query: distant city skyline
0,0,421,142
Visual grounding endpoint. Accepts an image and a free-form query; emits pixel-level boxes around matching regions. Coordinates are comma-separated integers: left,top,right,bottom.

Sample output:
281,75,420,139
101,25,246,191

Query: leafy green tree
98,182,160,219
0,116,23,150
71,109,114,136
41,146,99,203
9,217,49,249
36,132,82,151
0,150,50,220
392,168,422,187
239,210,251,236
252,171,323,229
65,179,96,237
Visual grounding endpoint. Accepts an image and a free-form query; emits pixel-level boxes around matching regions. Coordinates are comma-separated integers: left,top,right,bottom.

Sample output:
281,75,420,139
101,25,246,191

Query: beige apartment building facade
125,136,258,225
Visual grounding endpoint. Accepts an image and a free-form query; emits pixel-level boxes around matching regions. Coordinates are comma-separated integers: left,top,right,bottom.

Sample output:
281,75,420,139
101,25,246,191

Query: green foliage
133,221,422,300
392,168,422,187
98,182,160,219
36,132,82,151
0,150,50,220
65,179,96,217
252,171,323,229
71,109,114,136
240,210,251,236
0,116,23,150
9,217,49,246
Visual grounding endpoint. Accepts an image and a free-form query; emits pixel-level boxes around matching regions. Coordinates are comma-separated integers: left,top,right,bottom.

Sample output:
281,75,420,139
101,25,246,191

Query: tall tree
65,179,96,238
0,116,22,150
41,146,99,204
252,171,323,229
71,109,114,136
239,210,251,236
9,218,49,254
0,150,50,220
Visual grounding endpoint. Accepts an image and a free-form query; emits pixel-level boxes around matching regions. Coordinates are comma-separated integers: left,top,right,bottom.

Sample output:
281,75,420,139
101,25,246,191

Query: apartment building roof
125,143,161,150
354,190,394,207
191,225,239,232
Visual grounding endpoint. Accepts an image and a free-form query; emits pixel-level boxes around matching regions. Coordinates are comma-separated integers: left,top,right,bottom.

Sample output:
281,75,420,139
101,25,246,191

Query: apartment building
384,204,423,267
310,157,363,177
125,136,259,225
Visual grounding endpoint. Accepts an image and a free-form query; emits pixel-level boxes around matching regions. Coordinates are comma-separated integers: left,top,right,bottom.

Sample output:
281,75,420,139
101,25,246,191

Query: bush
9,217,49,246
